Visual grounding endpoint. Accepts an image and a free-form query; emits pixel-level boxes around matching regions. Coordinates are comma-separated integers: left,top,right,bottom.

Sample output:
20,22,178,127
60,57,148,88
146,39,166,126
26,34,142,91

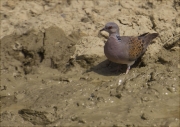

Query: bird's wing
128,32,158,61
128,36,145,61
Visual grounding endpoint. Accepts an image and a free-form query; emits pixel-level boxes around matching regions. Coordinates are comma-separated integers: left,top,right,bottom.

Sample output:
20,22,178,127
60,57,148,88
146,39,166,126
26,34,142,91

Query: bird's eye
108,26,112,29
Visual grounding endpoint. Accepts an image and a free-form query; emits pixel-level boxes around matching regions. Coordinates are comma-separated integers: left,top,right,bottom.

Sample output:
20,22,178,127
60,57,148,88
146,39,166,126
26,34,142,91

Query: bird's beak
100,28,105,32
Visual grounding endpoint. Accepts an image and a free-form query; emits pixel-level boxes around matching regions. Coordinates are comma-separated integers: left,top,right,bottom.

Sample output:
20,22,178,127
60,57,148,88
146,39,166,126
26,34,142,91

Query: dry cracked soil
1,0,180,126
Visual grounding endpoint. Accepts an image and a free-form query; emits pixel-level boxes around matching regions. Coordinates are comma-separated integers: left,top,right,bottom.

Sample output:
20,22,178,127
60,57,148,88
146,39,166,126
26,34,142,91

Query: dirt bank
1,0,180,126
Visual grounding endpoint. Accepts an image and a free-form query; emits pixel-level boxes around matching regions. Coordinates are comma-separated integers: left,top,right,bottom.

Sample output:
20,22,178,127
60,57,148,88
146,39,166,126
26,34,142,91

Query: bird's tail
146,33,158,43
139,33,158,44
148,33,159,41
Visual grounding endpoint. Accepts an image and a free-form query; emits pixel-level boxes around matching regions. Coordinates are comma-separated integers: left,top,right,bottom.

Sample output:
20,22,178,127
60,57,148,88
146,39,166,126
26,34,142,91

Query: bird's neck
109,32,121,41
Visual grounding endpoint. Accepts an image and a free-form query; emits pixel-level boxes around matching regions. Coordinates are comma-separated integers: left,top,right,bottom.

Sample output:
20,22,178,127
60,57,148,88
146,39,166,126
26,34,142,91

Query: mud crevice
42,32,45,46
21,49,34,59
37,48,45,63
163,34,180,50
149,15,156,29
37,32,45,63
157,57,169,65
173,0,180,11
21,49,35,74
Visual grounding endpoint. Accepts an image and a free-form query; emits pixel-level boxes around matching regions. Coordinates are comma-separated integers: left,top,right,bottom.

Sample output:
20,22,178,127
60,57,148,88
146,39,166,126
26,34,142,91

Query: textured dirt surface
1,0,180,126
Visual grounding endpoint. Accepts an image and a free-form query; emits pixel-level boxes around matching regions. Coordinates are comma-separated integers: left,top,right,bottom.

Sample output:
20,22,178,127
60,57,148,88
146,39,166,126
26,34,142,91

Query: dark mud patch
18,109,53,125
1,26,76,75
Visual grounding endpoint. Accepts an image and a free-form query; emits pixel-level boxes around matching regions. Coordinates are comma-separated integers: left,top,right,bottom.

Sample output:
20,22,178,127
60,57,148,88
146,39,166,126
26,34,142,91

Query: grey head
100,22,120,34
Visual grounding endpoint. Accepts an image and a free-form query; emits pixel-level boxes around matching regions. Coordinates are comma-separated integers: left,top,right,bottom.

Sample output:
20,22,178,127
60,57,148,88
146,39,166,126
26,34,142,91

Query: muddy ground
1,0,180,126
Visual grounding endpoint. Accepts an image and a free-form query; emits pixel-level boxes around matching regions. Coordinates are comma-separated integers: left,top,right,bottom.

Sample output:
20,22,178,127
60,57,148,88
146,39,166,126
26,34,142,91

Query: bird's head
100,22,119,34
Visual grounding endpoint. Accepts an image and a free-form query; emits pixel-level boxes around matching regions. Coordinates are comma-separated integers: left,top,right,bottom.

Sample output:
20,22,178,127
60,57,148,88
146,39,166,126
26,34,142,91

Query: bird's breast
104,40,129,64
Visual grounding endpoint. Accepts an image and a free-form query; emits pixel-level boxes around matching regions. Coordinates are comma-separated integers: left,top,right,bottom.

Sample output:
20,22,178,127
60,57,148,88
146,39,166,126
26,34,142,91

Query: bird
100,22,158,74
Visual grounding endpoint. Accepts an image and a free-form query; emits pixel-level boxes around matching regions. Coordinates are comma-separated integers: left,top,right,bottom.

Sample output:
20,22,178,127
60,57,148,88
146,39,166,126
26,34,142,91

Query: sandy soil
1,0,180,126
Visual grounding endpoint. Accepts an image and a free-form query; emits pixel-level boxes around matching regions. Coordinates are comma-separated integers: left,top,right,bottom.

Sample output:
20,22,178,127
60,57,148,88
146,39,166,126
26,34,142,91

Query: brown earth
1,0,180,126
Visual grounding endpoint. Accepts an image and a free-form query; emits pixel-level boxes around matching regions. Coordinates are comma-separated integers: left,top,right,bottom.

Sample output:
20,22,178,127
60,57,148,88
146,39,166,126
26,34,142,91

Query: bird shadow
87,57,144,76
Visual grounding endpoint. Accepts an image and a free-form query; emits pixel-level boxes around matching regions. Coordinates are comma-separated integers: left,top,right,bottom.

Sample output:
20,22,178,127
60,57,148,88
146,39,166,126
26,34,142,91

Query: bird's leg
125,65,131,74
126,61,135,74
